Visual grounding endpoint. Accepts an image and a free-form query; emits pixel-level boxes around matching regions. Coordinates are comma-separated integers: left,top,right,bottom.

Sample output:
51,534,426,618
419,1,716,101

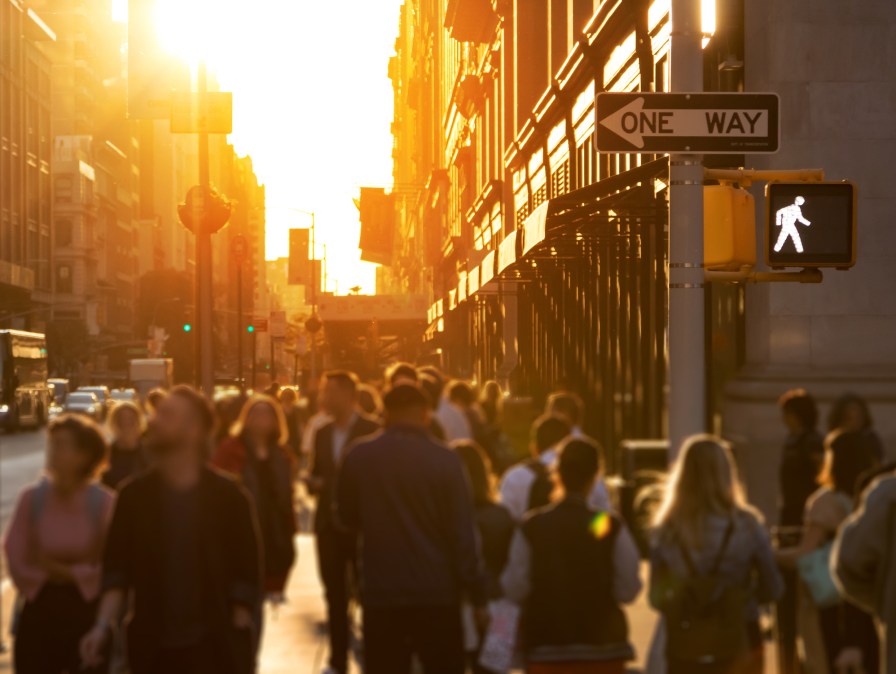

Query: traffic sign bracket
704,167,825,187
705,266,824,284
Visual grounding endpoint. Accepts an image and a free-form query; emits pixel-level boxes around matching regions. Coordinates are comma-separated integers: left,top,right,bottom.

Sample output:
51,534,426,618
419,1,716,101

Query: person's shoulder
864,473,896,506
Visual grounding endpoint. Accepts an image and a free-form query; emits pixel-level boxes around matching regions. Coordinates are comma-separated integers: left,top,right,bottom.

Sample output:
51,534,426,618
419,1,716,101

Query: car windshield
68,393,97,404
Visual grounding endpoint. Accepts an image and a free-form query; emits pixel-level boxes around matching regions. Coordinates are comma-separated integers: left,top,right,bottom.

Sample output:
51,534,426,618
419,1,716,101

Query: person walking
277,387,304,462
827,393,885,463
650,435,783,674
5,414,115,674
419,366,473,442
454,442,515,674
102,401,150,491
499,415,572,522
834,466,896,673
306,371,381,674
777,431,881,674
79,385,262,674
336,384,489,674
775,388,824,674
213,395,297,604
502,438,642,674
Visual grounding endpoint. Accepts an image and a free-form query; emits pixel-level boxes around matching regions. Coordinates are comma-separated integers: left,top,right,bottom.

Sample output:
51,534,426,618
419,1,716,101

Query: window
56,218,73,246
55,177,73,203
57,265,73,294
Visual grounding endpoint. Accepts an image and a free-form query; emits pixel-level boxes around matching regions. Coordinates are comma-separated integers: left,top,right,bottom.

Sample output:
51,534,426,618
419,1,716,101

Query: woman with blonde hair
212,395,296,602
650,435,783,674
102,401,149,490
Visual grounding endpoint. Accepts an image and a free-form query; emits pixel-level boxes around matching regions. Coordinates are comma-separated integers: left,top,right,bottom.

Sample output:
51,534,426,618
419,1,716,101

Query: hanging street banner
595,92,779,154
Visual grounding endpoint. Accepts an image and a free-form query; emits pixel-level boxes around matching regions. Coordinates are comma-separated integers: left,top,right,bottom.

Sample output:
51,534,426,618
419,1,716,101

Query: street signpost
596,92,779,154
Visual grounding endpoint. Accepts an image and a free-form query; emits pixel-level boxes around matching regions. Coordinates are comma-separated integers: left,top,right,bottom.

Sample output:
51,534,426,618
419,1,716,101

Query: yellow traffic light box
704,185,756,271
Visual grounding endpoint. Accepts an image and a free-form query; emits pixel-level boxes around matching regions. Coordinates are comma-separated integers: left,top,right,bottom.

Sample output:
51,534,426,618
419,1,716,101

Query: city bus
0,330,50,431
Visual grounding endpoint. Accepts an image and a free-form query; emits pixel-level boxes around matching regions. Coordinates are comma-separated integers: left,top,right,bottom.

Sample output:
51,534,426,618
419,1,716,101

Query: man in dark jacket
305,371,381,674
337,384,488,674
80,386,262,674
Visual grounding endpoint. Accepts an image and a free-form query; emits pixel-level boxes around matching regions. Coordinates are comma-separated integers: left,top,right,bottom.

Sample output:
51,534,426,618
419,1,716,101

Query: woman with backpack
4,414,115,674
650,434,783,674
776,430,881,674
212,395,297,604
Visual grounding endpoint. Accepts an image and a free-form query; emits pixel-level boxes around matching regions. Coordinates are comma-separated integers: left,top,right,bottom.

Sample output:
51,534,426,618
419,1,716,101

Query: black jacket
779,429,824,527
337,424,488,608
102,467,262,671
309,414,380,533
522,498,630,660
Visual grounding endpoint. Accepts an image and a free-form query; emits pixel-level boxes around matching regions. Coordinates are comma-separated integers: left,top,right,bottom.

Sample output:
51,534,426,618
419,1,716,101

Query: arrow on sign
599,96,770,149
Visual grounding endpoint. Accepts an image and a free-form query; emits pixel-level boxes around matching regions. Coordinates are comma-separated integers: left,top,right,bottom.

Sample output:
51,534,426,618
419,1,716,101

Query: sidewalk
0,534,659,673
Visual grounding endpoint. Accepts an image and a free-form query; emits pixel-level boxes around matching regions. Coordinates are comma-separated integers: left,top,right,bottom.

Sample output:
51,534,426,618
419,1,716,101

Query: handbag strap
676,518,736,577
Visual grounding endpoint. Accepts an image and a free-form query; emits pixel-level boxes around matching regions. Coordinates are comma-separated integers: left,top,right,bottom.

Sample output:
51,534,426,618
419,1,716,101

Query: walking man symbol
774,196,811,253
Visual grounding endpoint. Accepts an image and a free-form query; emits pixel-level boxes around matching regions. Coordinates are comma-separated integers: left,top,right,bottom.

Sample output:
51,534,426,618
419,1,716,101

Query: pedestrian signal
183,323,192,332
766,182,856,269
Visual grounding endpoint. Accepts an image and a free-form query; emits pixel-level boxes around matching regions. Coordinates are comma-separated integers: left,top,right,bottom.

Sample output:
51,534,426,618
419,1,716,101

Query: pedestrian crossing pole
668,0,706,461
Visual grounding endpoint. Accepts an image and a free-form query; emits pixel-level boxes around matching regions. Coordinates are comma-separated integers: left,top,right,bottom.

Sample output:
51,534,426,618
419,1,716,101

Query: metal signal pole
196,60,215,398
668,0,706,460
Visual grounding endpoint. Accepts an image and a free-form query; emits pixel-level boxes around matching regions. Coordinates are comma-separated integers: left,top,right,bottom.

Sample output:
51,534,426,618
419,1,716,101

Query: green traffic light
247,325,254,333
183,323,192,332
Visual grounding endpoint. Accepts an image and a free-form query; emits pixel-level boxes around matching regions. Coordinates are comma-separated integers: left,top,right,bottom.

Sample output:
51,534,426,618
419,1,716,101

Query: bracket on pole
704,168,825,187
705,266,824,284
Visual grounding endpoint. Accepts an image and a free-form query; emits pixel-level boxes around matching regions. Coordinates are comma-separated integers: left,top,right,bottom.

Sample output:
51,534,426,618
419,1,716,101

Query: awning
426,157,668,334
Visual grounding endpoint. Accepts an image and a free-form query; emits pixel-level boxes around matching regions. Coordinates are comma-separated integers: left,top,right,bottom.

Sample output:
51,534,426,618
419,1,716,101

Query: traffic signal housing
704,186,757,271
765,181,856,269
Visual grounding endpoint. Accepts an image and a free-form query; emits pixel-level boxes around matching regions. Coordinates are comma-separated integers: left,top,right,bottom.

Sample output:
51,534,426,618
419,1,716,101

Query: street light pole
310,212,318,386
668,0,706,460
195,60,215,398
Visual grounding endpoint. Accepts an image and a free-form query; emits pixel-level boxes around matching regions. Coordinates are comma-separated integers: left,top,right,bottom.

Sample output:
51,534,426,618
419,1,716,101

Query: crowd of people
2,366,895,674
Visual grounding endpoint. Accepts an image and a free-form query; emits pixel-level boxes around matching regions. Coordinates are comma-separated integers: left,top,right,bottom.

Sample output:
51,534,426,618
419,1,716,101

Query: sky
115,0,401,294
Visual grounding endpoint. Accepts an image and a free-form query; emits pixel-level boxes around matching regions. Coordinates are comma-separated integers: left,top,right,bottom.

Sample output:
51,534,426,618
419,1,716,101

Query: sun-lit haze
114,0,399,294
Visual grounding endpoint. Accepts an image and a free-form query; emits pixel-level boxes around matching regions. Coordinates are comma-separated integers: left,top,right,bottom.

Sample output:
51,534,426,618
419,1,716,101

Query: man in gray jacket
833,473,896,672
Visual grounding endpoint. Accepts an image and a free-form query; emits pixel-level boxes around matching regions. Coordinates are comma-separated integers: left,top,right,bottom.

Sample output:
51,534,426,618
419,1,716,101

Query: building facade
384,0,895,517
0,0,54,323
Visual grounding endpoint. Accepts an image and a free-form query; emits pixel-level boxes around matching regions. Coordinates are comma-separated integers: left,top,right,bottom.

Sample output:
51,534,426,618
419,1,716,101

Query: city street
0,431,46,540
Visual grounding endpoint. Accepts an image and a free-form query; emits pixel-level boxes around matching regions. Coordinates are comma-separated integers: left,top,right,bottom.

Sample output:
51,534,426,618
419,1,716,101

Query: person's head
655,434,747,547
357,384,383,418
819,430,881,497
47,414,109,486
778,388,818,434
481,381,502,405
320,371,359,420
108,401,146,447
531,414,572,457
546,391,584,429
557,438,602,496
278,387,298,408
418,374,443,411
383,384,430,428
146,385,215,459
454,441,496,506
145,388,167,416
828,393,874,434
386,362,418,388
447,380,476,409
231,395,289,447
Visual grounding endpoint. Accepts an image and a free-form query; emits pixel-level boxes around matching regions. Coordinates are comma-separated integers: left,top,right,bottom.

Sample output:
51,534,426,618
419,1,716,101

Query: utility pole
309,212,318,385
668,0,706,460
195,60,215,399
231,234,247,392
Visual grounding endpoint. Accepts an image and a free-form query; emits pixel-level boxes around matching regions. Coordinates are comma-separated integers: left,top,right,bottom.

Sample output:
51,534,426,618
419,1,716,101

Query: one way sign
595,92,779,154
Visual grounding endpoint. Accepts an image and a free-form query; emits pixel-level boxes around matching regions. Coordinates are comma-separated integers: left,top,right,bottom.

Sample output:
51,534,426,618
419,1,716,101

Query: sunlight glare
701,0,716,48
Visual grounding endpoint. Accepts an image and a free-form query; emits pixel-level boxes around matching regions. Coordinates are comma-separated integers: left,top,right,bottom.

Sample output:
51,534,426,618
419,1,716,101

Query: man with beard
80,385,262,674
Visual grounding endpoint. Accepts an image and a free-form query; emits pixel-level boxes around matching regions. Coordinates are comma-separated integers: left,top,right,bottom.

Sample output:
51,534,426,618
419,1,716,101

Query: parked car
110,388,138,403
63,392,103,422
76,386,113,420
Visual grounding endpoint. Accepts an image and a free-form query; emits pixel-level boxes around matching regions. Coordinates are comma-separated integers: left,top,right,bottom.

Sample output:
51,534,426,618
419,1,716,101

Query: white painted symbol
599,97,769,149
774,196,811,254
